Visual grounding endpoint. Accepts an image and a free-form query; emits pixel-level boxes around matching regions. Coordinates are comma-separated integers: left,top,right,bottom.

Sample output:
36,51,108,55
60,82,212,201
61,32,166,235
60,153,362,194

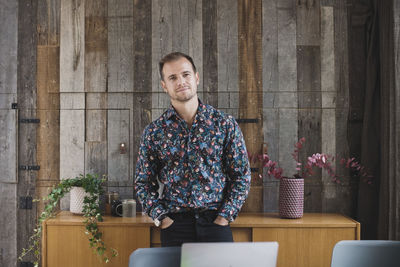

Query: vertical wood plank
0,184,17,267
217,0,238,97
108,0,133,92
202,0,217,106
86,110,107,142
262,0,278,92
278,7,297,92
37,0,61,46
188,0,203,95
297,0,321,46
37,109,60,180
85,0,107,92
321,7,335,93
133,0,152,182
37,47,60,110
17,0,38,265
108,110,130,182
262,0,279,212
0,110,17,183
334,0,350,180
85,141,107,176
0,0,18,95
278,109,298,177
238,0,263,212
320,6,337,210
60,109,85,179
152,0,173,120
172,0,189,53
60,0,85,92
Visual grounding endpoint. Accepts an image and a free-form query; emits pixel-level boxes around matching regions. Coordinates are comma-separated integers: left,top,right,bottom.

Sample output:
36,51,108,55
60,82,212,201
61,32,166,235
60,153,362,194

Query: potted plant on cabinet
249,138,371,219
19,173,117,267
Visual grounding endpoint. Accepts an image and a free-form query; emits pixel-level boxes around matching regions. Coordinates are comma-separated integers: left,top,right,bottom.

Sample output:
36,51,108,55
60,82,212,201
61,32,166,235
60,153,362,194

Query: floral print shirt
134,99,251,222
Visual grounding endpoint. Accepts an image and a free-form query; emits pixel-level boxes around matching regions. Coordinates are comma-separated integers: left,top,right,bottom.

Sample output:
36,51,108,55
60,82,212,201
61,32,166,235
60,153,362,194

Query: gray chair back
331,240,400,267
129,247,181,267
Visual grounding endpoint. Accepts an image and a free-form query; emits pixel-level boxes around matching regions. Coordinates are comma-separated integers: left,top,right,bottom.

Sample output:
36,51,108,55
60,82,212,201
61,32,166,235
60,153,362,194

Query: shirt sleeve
218,117,251,222
134,126,168,220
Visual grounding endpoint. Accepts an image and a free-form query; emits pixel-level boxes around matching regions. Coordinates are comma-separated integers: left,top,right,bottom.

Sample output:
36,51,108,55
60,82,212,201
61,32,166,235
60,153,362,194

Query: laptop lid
181,242,279,267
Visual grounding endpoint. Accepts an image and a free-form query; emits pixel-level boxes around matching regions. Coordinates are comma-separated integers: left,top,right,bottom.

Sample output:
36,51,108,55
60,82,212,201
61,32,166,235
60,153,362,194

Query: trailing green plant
19,173,117,267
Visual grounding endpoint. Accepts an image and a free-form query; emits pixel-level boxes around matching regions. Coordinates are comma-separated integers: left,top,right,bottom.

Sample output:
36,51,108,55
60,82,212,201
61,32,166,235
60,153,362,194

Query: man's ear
161,80,167,93
196,72,200,85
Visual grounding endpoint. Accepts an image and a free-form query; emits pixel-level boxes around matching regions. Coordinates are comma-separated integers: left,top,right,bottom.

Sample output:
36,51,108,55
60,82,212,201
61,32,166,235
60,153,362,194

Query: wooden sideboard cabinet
42,211,359,267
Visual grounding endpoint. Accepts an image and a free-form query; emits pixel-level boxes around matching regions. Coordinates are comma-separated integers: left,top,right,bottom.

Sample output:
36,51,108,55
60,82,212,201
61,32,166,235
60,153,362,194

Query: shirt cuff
218,204,238,222
149,203,168,220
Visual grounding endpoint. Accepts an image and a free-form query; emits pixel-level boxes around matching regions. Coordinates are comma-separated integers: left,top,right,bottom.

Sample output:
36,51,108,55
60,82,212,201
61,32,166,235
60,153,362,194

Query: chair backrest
181,242,279,267
331,240,400,267
129,247,181,267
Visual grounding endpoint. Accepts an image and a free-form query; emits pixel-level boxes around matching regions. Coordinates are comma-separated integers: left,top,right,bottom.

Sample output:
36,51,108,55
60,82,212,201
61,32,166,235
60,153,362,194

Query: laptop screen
181,242,279,267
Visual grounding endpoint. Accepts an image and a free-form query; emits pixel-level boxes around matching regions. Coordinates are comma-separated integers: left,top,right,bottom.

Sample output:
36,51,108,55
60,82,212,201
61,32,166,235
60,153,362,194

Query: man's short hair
159,52,197,80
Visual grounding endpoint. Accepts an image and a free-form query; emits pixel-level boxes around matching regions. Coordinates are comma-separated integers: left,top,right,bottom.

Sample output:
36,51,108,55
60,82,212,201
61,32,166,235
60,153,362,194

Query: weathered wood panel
86,110,106,142
37,109,60,180
278,7,297,92
321,6,335,92
108,0,133,17
60,109,85,179
278,109,298,177
37,0,60,45
108,110,130,182
297,0,320,46
321,7,336,189
152,0,172,120
85,0,107,92
0,0,18,95
60,92,85,109
133,0,152,182
17,1,38,265
37,46,60,110
0,183,17,267
85,141,107,176
132,94,152,175
86,92,107,109
297,46,321,93
171,0,188,53
107,93,133,109
202,0,218,106
60,0,85,92
262,0,278,93
0,110,17,183
108,6,133,92
334,0,350,183
188,0,203,95
217,0,238,103
238,0,263,212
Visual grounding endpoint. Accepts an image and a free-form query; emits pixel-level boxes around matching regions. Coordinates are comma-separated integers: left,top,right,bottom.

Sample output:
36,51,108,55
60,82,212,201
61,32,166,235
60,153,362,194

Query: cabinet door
45,225,150,267
253,227,356,267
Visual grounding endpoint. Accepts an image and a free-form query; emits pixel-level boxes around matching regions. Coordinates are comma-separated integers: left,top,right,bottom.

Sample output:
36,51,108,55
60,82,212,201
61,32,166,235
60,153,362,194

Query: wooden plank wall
0,0,357,264
17,0,38,265
0,0,18,266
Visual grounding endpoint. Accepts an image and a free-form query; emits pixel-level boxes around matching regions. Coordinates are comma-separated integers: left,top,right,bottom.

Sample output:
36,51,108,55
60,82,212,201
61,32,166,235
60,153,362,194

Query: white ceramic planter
70,186,90,214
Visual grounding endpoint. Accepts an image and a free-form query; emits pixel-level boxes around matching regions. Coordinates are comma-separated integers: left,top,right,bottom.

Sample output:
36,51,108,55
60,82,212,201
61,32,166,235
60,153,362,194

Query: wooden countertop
45,211,359,228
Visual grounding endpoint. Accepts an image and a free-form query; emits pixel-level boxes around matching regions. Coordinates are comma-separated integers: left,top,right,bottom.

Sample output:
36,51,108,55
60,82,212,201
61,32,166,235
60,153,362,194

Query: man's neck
171,96,199,128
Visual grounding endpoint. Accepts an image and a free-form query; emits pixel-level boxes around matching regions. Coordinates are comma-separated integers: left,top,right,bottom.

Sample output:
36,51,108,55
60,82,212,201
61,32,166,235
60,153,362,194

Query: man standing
135,52,251,246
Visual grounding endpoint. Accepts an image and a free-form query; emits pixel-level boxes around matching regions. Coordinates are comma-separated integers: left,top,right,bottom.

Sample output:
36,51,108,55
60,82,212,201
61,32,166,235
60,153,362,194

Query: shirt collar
164,98,207,121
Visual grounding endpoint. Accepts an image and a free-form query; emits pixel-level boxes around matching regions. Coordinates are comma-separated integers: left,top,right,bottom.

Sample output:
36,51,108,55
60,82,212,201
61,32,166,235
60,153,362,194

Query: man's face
161,57,199,103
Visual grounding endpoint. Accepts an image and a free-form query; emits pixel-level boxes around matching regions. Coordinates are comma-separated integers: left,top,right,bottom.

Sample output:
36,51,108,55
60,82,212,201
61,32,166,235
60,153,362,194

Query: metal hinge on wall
19,119,40,123
236,118,259,123
19,196,33,210
19,165,40,171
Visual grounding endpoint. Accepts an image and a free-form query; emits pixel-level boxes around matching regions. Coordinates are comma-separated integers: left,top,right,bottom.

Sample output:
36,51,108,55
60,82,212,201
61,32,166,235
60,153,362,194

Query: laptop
180,242,279,267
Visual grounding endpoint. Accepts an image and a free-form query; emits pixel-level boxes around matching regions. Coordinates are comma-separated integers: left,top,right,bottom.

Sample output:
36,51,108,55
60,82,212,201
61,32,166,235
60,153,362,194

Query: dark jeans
160,210,233,247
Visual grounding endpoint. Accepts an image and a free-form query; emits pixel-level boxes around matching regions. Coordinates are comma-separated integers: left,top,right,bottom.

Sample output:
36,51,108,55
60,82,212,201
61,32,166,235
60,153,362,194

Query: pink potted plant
249,138,370,219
